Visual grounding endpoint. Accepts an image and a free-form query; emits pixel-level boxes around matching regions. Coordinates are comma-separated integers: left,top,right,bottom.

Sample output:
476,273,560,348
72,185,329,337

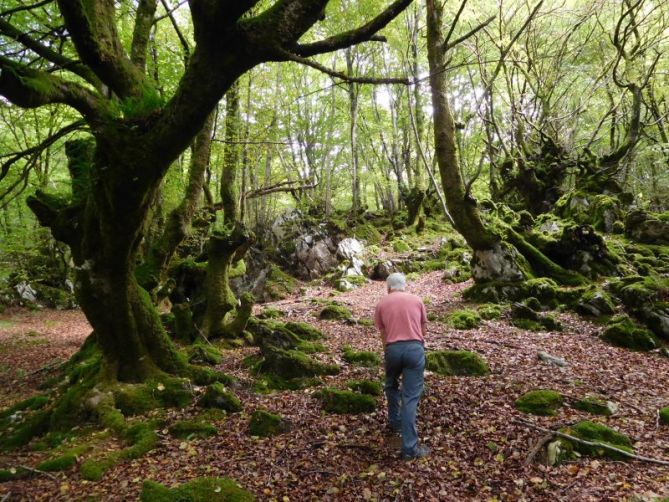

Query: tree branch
291,0,413,57
443,15,496,53
0,57,107,122
56,0,145,98
0,18,101,87
0,0,53,18
278,48,410,85
130,0,158,72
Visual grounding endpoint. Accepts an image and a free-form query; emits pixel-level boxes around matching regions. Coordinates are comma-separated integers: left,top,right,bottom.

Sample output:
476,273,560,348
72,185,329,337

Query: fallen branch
515,418,669,466
524,432,554,465
17,464,58,480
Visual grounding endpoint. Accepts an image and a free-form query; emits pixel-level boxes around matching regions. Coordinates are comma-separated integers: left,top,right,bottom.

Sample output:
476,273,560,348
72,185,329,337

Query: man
374,272,430,459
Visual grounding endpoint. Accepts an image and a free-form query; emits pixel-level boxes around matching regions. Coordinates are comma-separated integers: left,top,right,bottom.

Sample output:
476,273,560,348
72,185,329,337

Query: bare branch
443,15,496,53
442,0,469,50
278,48,410,85
159,0,190,64
0,0,53,18
292,0,413,57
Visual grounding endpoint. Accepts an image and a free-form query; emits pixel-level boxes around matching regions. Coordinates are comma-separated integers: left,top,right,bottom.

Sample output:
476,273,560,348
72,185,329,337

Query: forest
0,0,668,499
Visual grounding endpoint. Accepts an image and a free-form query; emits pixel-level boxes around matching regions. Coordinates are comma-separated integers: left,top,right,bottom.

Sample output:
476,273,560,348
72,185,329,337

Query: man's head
386,272,407,293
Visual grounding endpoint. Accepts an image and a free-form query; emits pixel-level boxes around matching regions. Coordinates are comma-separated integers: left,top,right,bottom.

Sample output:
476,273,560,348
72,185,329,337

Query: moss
140,477,254,501
0,409,50,451
319,304,353,321
197,383,242,412
37,450,81,471
426,350,489,376
354,223,383,245
510,303,563,331
561,420,633,460
80,457,115,481
573,396,617,416
283,322,323,340
256,347,340,379
188,343,223,365
264,264,298,301
601,315,657,351
248,410,288,437
347,379,383,396
0,395,50,421
448,309,482,329
576,288,615,317
0,467,29,481
315,388,377,414
168,420,217,439
477,303,504,320
659,407,669,425
253,375,323,392
257,308,283,319
515,390,564,416
391,240,411,253
342,346,381,367
114,378,194,416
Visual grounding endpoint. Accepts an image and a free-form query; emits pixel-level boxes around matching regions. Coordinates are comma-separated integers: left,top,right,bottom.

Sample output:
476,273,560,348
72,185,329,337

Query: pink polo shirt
374,291,427,345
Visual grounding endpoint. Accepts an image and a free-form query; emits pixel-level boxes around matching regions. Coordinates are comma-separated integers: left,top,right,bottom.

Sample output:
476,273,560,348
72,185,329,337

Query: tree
0,0,414,442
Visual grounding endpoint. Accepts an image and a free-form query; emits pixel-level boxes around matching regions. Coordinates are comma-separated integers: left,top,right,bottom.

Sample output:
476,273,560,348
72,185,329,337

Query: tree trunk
426,0,524,282
347,48,362,215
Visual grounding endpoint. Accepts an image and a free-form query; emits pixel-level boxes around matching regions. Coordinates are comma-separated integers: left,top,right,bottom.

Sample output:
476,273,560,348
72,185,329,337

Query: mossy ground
347,379,383,396
318,304,353,321
560,420,633,460
601,315,657,351
659,406,669,426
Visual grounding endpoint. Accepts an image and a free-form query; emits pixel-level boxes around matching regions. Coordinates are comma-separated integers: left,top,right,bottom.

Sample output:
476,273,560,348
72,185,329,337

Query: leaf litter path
1,274,669,501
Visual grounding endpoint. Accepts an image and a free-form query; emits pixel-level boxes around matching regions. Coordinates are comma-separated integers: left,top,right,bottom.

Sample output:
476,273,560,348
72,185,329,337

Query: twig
524,432,554,465
515,419,669,466
17,464,58,480
1,491,11,502
26,359,63,377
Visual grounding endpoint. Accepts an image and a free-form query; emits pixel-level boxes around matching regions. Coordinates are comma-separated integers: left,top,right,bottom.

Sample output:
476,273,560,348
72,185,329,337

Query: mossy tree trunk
139,111,216,292
425,0,581,285
1,0,414,448
200,84,255,340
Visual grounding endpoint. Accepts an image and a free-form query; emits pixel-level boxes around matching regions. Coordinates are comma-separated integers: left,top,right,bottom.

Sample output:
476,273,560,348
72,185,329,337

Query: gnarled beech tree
0,0,413,436
426,0,583,285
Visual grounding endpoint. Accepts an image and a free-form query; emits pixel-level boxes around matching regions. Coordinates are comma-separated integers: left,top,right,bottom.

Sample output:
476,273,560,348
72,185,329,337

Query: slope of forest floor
1,273,669,501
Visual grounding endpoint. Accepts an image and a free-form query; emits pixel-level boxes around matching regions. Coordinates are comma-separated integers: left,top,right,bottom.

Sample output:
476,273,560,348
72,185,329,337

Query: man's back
374,291,426,345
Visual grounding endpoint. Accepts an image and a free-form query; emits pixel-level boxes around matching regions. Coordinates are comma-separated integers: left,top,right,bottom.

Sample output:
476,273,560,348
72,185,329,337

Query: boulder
370,260,397,280
515,389,564,416
625,209,669,245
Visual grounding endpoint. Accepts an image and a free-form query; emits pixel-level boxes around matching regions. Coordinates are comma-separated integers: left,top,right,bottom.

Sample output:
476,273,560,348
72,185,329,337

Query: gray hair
386,272,407,291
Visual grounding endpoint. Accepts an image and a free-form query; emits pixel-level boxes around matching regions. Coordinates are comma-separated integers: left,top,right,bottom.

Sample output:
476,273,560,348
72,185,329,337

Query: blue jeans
384,341,425,456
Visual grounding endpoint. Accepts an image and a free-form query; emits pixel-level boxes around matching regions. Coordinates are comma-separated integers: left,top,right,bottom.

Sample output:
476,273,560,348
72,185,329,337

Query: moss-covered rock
354,223,383,245
188,343,223,366
659,407,669,425
625,209,669,245
257,308,283,319
256,347,340,380
510,304,562,332
314,388,377,414
560,420,633,460
197,383,242,412
576,288,615,317
601,315,657,351
448,309,482,330
318,304,353,321
477,303,504,320
264,264,299,301
248,410,289,437
347,379,383,396
391,240,411,253
515,389,564,416
573,396,617,416
140,477,254,501
168,420,217,439
36,450,82,472
283,322,323,340
342,346,381,367
426,350,489,376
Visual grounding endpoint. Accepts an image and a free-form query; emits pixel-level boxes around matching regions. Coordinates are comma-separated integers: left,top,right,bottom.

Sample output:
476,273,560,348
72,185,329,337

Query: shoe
401,445,430,460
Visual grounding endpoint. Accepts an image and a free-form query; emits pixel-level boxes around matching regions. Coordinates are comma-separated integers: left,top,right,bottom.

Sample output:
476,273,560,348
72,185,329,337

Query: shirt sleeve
374,303,384,331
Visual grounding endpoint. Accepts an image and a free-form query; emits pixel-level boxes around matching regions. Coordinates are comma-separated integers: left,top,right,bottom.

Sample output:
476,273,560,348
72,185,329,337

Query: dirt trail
1,273,668,501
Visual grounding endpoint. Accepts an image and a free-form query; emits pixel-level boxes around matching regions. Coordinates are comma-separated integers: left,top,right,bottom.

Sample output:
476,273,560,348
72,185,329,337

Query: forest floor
1,272,669,501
